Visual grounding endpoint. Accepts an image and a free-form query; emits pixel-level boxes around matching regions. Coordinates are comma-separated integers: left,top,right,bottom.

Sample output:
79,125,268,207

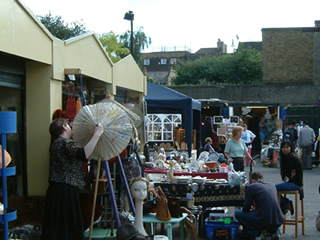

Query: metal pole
130,19,134,55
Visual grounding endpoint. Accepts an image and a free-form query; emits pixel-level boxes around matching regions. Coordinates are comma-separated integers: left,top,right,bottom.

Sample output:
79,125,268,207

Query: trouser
245,147,252,166
301,144,313,169
232,157,244,171
275,182,302,213
235,210,280,238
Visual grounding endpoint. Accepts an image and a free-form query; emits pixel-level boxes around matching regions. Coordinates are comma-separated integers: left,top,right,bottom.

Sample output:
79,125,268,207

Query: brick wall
262,28,315,83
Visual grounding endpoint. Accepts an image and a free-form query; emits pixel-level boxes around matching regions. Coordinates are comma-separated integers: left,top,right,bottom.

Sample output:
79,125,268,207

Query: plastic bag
228,170,245,185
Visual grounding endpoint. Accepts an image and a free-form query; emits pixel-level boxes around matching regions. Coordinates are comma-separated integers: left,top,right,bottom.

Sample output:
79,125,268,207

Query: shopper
224,126,254,171
235,171,284,239
259,116,268,146
42,118,104,240
276,140,303,215
241,124,256,166
298,121,316,169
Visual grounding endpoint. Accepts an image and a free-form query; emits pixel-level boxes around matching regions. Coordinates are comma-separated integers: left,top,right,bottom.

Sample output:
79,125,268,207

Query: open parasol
98,97,141,128
72,101,134,240
72,101,134,160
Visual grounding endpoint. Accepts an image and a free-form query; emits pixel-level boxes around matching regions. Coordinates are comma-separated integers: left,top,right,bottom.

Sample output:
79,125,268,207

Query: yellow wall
0,0,52,64
114,55,147,93
2,0,147,197
26,61,52,196
65,34,113,83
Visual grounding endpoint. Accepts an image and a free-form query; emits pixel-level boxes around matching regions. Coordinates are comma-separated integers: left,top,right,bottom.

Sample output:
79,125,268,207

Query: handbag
65,83,76,121
154,186,171,221
184,215,199,240
167,197,182,218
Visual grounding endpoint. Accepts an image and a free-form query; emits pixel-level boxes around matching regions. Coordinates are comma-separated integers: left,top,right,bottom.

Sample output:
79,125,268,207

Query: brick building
142,40,228,85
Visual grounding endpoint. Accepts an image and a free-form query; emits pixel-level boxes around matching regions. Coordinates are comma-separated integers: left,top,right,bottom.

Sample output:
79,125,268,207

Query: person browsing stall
241,124,256,167
42,118,104,240
276,140,303,215
224,126,254,171
235,171,284,239
204,137,225,163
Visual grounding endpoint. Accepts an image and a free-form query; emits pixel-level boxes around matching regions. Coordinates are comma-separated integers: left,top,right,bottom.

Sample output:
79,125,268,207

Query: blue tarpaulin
145,82,201,155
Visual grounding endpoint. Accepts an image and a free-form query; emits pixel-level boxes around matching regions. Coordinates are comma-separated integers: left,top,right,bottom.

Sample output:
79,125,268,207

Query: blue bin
205,218,239,240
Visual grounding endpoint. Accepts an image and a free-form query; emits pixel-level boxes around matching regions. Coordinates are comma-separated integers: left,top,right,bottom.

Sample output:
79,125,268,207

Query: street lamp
124,10,134,55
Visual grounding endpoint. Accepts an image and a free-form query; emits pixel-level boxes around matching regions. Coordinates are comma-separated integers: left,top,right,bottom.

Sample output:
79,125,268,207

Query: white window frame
144,59,150,65
160,58,167,65
145,114,182,142
170,58,177,65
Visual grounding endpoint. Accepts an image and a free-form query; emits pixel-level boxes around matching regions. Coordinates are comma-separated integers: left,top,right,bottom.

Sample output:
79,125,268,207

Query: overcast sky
22,0,320,53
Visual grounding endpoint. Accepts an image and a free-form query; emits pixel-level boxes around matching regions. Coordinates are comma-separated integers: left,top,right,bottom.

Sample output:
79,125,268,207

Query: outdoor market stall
145,82,201,156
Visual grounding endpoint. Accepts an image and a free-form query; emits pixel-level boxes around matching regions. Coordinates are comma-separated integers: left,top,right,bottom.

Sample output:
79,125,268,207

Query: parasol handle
117,155,136,216
89,158,101,240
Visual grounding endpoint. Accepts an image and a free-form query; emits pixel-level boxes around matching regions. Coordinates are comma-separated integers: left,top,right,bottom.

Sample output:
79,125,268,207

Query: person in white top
241,124,256,166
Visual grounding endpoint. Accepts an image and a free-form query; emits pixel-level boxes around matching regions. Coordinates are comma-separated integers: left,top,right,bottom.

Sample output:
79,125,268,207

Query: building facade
0,0,147,197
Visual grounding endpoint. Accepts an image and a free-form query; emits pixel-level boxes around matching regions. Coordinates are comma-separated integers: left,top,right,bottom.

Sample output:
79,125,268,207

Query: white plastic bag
228,170,245,185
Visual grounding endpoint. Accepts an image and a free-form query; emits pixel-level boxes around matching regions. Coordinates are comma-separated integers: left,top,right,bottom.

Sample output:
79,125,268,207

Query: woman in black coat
276,140,303,214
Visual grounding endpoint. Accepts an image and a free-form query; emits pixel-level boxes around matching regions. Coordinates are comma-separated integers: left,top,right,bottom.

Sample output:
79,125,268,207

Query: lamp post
124,10,134,55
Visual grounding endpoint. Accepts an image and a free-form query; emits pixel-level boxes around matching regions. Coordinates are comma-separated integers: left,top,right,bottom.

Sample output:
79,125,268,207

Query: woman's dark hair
49,118,67,151
279,140,295,181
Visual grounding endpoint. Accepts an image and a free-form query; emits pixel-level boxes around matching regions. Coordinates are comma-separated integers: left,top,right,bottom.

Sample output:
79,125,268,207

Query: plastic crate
205,219,239,240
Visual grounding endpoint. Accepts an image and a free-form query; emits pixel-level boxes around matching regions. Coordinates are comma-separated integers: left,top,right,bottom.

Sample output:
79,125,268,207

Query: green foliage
173,47,262,86
120,27,152,67
39,12,87,40
99,32,130,63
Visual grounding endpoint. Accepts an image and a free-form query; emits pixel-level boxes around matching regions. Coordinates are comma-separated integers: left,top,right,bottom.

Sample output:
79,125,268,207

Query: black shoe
288,200,294,215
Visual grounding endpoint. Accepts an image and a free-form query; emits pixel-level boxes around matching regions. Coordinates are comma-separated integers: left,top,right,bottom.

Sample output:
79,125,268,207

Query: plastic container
205,218,239,240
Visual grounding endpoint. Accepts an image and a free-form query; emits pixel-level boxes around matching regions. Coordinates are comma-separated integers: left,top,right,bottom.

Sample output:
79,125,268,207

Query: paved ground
168,160,320,239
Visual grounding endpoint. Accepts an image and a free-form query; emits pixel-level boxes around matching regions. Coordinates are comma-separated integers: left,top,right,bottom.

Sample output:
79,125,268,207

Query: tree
173,47,262,86
99,32,130,63
39,12,87,40
119,27,152,67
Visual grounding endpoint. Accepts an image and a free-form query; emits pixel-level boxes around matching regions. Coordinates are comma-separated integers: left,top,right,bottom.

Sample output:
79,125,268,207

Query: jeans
301,144,313,169
260,132,267,145
235,210,281,238
235,210,260,237
276,182,302,213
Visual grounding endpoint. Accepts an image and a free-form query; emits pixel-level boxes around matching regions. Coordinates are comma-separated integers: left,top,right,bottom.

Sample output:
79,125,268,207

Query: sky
22,0,320,53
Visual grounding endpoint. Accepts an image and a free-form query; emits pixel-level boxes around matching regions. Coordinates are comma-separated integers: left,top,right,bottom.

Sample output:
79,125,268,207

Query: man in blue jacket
235,171,284,239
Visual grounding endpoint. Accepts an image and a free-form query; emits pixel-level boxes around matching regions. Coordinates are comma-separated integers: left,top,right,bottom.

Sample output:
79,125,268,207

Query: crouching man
235,171,284,239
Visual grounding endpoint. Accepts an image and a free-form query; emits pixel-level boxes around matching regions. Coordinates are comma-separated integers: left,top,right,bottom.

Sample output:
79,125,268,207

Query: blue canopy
145,82,201,155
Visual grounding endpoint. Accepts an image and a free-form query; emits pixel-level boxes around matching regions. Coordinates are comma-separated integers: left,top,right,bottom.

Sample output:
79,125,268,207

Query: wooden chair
278,190,305,238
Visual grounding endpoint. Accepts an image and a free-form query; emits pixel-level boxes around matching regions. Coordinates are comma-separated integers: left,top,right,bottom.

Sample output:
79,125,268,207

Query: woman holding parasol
41,118,103,240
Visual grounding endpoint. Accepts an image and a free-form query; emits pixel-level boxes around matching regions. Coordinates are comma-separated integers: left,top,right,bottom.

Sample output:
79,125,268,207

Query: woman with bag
224,126,255,172
41,118,103,240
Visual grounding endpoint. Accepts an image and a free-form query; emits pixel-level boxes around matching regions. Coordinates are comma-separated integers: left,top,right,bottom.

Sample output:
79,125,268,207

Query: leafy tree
173,47,262,85
39,12,87,40
99,32,130,63
119,27,152,66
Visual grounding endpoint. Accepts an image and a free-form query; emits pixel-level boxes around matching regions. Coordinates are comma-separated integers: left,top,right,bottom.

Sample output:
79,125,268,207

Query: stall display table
144,169,228,180
154,182,245,208
142,213,188,240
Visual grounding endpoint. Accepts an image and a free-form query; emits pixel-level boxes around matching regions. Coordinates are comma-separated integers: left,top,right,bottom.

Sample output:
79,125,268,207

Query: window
170,58,177,65
160,58,167,65
144,59,150,65
145,114,182,142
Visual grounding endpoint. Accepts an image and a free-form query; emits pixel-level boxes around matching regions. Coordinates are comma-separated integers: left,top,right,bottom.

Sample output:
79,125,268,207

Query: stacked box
205,218,239,240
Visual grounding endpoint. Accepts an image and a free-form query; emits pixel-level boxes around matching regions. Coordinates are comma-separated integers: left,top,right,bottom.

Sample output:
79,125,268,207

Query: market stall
145,82,201,156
